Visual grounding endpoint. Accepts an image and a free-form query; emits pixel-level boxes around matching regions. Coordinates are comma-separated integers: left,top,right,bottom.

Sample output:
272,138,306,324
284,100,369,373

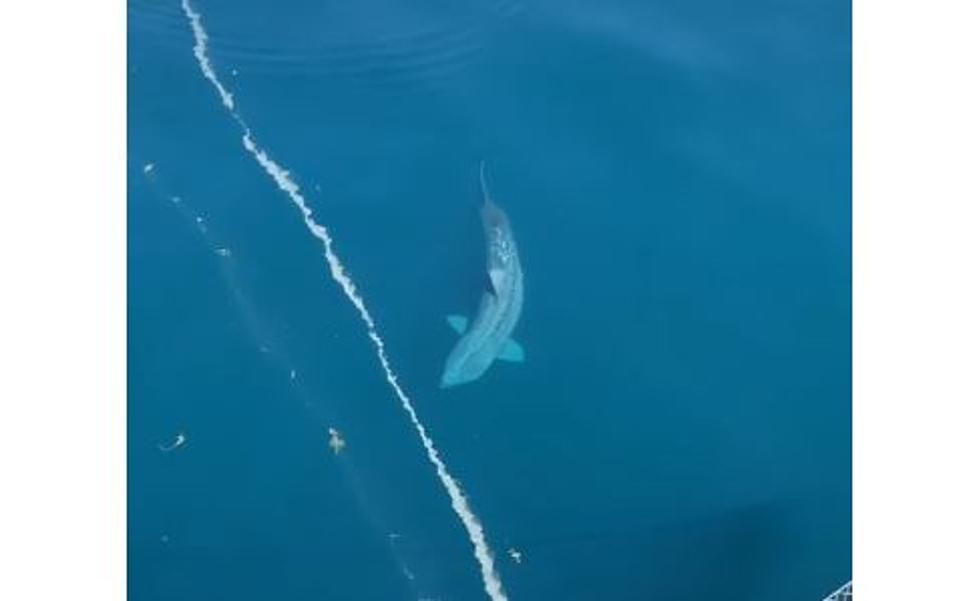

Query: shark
440,163,525,388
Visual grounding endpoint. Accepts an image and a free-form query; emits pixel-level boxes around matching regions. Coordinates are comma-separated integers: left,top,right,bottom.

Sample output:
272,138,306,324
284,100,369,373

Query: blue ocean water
128,1,851,599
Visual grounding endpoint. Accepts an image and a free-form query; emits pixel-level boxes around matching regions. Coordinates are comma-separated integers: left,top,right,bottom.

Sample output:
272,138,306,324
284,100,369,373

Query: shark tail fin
446,314,469,335
479,160,491,204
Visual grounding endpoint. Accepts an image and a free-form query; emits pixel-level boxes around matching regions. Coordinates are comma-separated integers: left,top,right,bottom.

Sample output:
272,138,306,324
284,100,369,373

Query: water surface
129,1,851,599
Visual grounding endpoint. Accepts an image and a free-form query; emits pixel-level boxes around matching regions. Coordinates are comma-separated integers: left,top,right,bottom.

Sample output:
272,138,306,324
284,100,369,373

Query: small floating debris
507,548,522,564
143,162,155,174
170,195,181,204
328,427,346,455
158,432,187,452
215,247,232,258
259,345,270,354
231,68,239,76
289,369,297,380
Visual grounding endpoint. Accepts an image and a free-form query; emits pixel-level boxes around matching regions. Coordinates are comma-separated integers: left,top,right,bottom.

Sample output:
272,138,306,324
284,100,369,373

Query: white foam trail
182,0,235,111
179,3,506,599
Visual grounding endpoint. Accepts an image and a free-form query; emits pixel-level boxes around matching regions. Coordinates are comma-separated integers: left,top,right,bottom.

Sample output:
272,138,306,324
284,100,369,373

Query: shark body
440,165,525,388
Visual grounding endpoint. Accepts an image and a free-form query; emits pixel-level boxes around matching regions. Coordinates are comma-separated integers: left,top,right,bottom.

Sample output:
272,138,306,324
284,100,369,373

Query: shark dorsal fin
489,268,505,294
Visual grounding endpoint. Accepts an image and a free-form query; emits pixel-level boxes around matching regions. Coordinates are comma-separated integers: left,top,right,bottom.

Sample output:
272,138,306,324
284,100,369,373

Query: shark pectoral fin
446,314,469,335
497,338,525,363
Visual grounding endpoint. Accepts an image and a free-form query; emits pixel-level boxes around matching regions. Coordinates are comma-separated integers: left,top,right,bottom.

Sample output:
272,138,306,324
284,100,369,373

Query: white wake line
179,2,507,600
